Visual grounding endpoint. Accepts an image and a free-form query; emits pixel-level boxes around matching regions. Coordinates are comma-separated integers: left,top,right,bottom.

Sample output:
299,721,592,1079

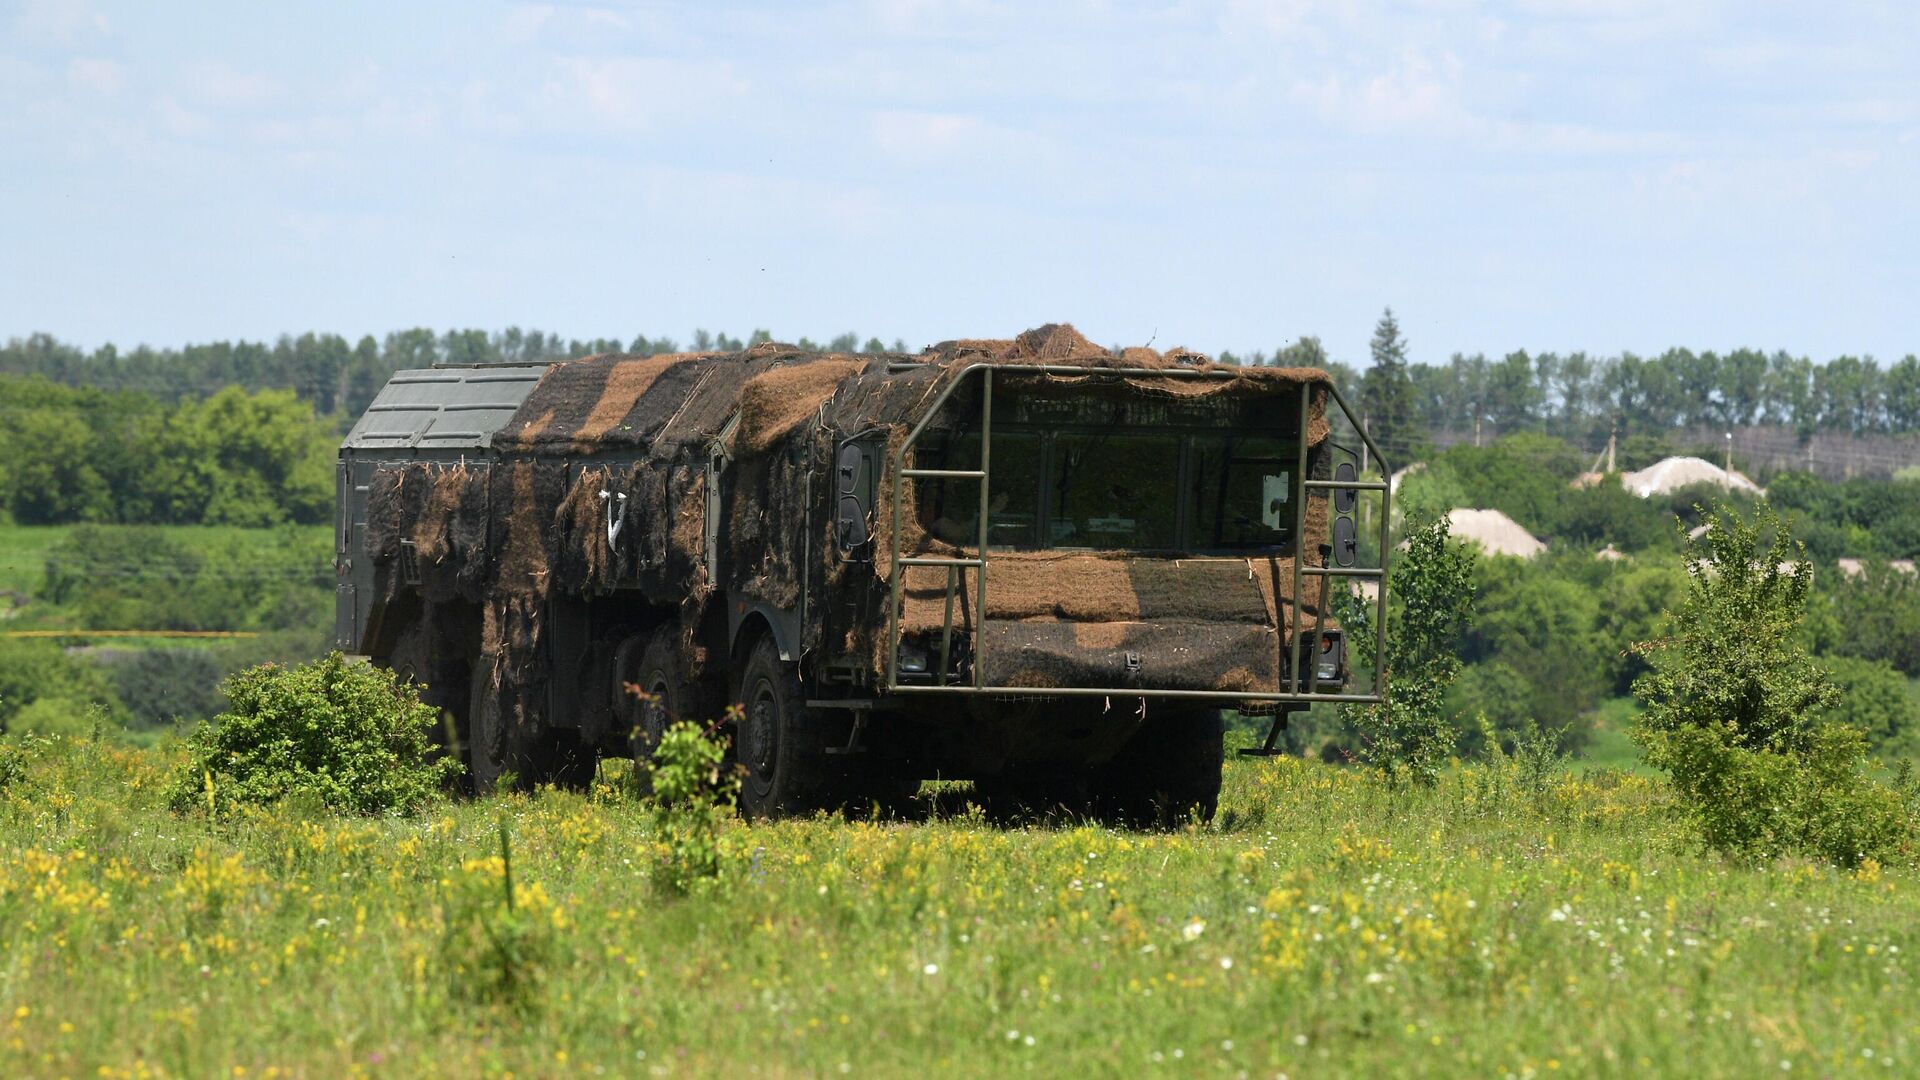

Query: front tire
733,636,841,818
1089,707,1224,828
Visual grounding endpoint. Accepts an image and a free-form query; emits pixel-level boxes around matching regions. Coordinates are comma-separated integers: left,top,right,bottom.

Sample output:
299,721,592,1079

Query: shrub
1817,655,1917,756
1653,721,1909,867
8,696,100,738
646,720,738,893
0,737,23,790
167,653,460,816
1347,512,1477,785
0,641,127,732
1557,480,1670,552
1631,503,1914,866
107,648,226,729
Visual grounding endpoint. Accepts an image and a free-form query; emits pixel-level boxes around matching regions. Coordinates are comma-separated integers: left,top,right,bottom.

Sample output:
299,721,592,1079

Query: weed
437,821,565,1014
646,718,739,894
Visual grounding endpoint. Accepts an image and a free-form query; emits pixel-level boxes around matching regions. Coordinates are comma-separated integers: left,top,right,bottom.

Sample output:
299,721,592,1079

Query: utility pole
1725,431,1733,474
1606,418,1617,474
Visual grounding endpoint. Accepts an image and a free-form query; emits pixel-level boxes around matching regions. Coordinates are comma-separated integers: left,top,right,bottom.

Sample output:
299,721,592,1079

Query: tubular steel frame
883,363,1391,705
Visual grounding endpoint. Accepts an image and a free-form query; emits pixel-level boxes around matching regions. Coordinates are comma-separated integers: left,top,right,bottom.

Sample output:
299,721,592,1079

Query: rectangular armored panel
342,364,551,451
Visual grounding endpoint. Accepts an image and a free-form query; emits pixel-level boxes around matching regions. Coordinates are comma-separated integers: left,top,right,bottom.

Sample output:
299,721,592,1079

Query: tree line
0,376,331,526
1238,311,1920,454
0,329,907,420
6,320,1917,446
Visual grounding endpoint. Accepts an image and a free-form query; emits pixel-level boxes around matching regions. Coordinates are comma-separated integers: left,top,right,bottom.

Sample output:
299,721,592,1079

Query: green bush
8,696,101,738
1557,480,1670,552
0,642,126,733
646,720,738,894
1434,433,1585,535
107,648,226,729
167,653,460,816
1653,721,1909,867
1813,560,1920,676
1817,656,1917,756
1631,503,1913,866
0,737,23,790
1462,559,1607,740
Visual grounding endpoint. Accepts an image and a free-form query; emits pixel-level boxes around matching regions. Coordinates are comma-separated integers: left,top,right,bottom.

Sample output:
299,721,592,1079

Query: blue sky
2,0,1916,366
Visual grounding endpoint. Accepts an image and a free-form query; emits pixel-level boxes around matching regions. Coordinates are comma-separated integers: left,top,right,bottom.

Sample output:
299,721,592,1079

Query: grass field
0,734,1912,1078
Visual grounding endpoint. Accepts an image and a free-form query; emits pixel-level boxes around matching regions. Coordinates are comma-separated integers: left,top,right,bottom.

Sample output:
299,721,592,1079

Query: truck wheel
467,662,597,794
974,768,1091,824
385,617,471,786
733,636,841,818
468,661,509,795
1090,707,1224,828
622,631,690,795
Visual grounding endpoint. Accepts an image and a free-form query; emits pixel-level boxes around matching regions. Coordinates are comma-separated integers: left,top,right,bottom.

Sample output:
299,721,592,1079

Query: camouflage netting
361,323,1339,711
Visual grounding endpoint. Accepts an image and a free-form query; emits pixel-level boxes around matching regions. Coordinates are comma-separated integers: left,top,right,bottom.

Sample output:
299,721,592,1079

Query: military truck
335,325,1389,820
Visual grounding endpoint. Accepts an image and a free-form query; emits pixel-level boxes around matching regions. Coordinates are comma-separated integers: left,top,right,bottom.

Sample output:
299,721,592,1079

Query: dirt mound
1444,508,1546,559
1620,456,1764,498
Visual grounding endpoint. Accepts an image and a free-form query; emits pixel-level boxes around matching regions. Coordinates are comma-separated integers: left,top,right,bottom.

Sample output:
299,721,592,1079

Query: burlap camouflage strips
361,324,1341,707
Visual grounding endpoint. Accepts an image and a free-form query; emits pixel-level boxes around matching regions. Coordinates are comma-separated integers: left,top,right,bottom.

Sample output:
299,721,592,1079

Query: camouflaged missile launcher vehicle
335,324,1390,820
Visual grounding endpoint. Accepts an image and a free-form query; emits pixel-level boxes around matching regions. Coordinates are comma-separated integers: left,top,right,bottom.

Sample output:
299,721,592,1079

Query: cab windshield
915,425,1302,553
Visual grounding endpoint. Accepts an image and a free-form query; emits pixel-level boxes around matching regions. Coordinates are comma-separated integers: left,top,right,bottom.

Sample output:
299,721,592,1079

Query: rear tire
622,630,697,795
385,613,473,790
468,661,596,794
1090,707,1224,828
733,636,843,818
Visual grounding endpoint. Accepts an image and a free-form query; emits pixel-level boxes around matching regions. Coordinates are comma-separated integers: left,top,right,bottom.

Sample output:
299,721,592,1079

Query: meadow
1,731,1912,1078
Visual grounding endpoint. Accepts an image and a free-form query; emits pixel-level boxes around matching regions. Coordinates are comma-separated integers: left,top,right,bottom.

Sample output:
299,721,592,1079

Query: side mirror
1332,458,1358,567
835,441,876,557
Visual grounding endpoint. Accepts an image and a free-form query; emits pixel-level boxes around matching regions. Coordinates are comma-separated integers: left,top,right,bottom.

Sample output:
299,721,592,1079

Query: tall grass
0,735,1912,1076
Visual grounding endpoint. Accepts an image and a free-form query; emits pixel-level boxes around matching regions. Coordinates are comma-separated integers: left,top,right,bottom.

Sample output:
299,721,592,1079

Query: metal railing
883,363,1391,704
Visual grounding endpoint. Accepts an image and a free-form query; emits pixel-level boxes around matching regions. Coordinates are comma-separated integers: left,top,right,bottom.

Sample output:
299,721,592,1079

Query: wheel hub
742,682,779,777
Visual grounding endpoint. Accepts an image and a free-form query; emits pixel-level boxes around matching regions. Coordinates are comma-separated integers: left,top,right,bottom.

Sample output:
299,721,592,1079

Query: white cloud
504,3,631,42
13,0,108,42
869,109,1055,166
1224,0,1320,36
534,56,748,132
65,56,122,96
1292,48,1478,136
187,63,282,107
154,96,211,138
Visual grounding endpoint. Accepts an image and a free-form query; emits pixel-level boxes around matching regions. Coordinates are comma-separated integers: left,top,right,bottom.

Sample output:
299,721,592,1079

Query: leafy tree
1817,655,1917,756
1557,480,1670,552
1347,512,1476,785
1434,432,1585,535
0,642,127,734
1461,557,1606,740
1272,337,1329,368
1632,504,1834,753
108,648,226,730
150,387,333,526
1811,560,1920,675
1629,504,1909,866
